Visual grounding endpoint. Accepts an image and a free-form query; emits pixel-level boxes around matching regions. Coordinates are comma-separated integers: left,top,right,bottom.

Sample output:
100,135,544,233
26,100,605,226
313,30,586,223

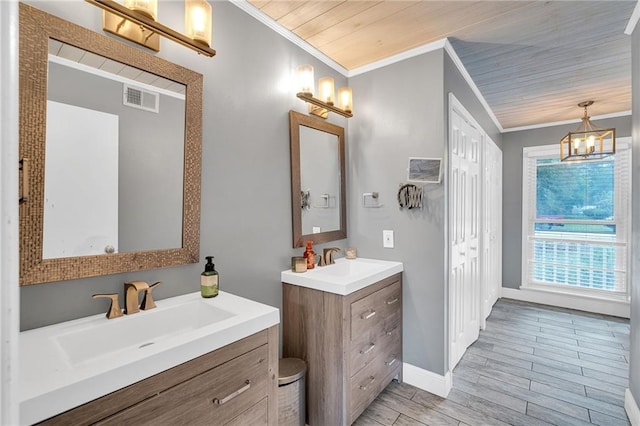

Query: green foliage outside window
536,159,614,222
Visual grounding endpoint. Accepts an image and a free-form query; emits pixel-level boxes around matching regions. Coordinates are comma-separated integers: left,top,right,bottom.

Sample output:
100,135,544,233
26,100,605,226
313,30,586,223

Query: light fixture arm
85,0,216,57
296,93,353,118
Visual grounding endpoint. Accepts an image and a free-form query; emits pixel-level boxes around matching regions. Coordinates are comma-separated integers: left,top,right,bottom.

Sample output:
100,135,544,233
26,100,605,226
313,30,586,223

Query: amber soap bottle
303,241,316,269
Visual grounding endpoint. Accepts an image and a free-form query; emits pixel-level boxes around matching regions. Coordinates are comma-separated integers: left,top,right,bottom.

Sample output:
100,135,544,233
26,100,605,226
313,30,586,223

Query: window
522,141,631,299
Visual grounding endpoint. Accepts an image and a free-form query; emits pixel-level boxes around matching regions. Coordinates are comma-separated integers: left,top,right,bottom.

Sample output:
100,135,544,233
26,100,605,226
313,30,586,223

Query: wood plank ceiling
247,1,636,129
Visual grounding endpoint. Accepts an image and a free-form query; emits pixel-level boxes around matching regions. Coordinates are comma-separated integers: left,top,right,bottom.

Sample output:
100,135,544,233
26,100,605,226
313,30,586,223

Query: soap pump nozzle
204,256,215,272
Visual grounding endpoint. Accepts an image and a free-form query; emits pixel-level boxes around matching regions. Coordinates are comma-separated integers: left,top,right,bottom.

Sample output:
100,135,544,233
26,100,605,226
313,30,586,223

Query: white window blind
522,144,631,296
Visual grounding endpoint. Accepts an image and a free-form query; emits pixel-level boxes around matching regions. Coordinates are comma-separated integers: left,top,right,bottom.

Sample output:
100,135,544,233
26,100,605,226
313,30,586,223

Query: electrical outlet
383,230,394,248
312,226,321,234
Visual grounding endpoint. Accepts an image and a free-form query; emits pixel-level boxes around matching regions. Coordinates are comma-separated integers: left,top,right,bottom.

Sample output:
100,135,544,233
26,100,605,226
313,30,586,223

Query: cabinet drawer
99,345,269,426
350,309,401,376
227,397,268,425
349,347,401,422
350,281,401,340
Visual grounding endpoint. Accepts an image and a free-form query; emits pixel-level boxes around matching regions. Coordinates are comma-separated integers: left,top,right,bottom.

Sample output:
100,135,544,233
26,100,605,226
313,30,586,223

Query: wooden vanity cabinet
282,273,402,425
39,326,278,426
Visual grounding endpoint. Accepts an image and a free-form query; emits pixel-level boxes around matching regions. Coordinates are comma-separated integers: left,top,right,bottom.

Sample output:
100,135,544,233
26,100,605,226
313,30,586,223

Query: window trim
520,139,632,302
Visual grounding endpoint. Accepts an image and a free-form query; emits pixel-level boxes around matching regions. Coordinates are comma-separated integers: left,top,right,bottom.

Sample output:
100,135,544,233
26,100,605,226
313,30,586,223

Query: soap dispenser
201,256,219,298
303,240,316,270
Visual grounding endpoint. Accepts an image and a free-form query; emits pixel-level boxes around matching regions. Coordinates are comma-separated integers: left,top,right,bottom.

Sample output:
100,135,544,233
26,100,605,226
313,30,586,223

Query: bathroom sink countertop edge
281,257,404,295
19,291,279,425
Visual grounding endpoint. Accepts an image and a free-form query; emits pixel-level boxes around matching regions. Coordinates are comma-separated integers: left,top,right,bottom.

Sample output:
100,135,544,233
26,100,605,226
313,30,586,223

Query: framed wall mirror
289,110,346,248
19,4,202,285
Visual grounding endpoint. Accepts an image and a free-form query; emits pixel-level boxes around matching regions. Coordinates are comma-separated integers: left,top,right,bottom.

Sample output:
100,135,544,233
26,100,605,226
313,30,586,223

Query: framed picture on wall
407,157,442,183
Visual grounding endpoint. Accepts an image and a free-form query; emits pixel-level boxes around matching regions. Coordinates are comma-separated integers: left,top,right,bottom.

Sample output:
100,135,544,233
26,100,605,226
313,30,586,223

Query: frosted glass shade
296,65,314,96
337,87,353,113
318,77,335,105
185,0,213,47
124,0,157,20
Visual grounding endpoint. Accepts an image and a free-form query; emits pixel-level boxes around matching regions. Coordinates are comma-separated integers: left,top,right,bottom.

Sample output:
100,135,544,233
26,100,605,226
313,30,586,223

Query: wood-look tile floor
354,298,631,426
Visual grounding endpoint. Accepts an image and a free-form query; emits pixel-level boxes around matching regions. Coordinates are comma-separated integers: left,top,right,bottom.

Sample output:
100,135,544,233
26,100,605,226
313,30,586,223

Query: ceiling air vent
123,84,159,113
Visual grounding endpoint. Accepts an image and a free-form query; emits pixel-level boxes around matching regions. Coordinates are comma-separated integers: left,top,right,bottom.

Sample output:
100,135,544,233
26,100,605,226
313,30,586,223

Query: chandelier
560,101,615,161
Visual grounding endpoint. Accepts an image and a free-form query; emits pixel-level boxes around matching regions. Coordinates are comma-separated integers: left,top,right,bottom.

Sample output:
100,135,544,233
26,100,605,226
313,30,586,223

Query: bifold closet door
481,138,502,327
449,107,481,370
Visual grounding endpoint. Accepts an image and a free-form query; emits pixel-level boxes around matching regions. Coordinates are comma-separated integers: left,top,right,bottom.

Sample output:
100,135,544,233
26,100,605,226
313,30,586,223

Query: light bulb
337,87,353,113
185,0,213,47
296,65,314,96
318,77,335,105
572,138,580,154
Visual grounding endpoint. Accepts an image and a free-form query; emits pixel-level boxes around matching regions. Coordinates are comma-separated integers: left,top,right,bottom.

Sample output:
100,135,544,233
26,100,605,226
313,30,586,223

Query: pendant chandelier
560,101,615,161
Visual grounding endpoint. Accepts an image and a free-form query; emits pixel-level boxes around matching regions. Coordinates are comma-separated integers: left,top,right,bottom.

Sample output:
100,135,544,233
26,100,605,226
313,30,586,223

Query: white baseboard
501,287,630,318
627,389,640,426
402,363,452,398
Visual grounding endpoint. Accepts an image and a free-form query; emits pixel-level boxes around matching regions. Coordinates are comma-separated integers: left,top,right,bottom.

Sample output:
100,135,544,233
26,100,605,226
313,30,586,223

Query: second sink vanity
281,258,404,425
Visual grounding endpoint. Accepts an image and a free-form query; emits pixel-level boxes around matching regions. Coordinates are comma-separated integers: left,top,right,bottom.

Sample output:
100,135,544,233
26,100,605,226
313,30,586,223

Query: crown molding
228,0,349,76
503,110,632,133
228,1,503,131
229,0,633,136
348,39,446,77
443,39,504,133
624,0,640,35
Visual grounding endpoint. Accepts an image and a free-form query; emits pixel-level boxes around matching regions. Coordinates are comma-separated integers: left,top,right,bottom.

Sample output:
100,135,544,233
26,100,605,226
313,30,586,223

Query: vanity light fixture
560,101,615,161
85,0,216,57
295,64,353,119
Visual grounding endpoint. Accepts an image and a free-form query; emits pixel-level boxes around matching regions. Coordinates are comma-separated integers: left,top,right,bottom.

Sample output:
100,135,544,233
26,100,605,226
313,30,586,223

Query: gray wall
629,23,640,416
346,49,504,376
48,62,185,252
348,51,446,374
20,0,347,330
500,116,632,289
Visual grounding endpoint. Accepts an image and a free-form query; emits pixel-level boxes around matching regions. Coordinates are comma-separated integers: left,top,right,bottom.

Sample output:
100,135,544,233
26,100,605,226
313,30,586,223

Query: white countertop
19,291,279,425
281,257,403,295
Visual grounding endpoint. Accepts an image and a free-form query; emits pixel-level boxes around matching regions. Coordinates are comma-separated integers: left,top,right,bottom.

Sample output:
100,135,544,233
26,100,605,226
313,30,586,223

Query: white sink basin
20,291,279,425
281,257,403,295
56,300,235,366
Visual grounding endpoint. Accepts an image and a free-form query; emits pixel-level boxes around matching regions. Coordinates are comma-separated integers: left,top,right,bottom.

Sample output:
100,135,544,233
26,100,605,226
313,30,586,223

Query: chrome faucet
323,247,341,265
124,281,149,314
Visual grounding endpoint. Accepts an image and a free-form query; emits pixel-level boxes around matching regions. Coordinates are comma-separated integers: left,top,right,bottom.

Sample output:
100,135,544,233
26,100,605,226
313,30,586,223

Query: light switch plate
383,230,394,248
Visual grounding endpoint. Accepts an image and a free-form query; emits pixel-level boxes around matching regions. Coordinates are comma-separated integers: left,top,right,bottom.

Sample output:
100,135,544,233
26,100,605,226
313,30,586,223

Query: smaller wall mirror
289,111,346,248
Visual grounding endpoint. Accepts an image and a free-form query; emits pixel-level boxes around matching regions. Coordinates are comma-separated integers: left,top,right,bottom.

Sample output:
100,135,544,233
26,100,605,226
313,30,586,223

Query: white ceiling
246,1,637,130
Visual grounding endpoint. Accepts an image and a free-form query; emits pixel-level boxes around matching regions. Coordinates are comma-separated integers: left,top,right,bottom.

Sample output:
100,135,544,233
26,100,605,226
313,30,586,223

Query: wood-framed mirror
289,110,346,248
19,3,202,285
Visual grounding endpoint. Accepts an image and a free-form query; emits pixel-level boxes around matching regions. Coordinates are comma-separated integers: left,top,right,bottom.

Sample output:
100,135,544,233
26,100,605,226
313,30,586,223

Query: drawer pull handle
386,297,399,305
386,326,398,336
359,375,376,391
360,343,375,355
213,380,251,405
386,357,397,367
361,310,376,320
